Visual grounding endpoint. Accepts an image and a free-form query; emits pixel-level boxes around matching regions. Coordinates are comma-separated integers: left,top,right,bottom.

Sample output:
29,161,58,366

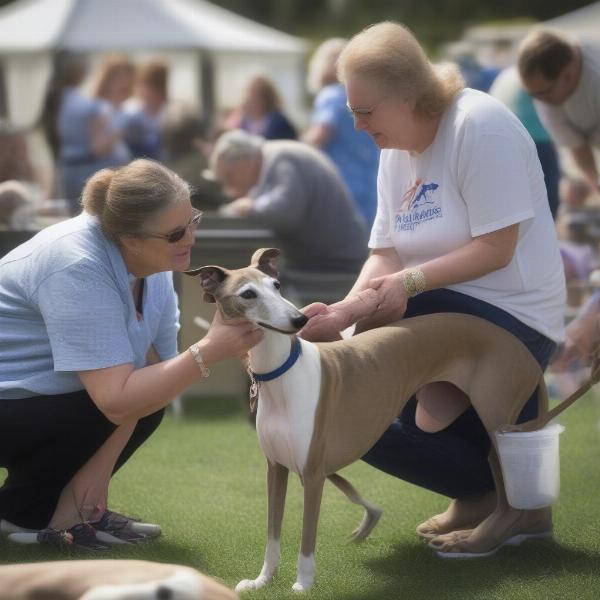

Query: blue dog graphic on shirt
412,182,439,209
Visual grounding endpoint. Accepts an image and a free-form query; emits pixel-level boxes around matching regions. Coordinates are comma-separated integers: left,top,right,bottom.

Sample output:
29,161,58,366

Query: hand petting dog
301,284,404,341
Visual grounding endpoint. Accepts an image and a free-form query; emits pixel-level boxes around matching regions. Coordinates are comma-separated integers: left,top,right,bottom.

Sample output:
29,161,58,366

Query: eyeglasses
346,97,385,119
525,71,565,102
527,80,559,101
140,209,203,243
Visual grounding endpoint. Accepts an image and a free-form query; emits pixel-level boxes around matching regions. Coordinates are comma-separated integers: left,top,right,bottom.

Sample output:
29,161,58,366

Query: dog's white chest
255,341,321,475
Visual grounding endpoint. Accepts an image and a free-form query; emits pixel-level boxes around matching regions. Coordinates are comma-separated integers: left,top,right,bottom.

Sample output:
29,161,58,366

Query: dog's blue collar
252,337,302,382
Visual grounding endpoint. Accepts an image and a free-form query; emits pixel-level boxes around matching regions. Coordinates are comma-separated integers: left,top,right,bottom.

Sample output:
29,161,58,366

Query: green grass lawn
2,391,600,600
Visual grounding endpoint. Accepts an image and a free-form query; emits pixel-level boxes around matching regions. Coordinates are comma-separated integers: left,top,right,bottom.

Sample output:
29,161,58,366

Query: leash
514,350,600,432
246,337,302,413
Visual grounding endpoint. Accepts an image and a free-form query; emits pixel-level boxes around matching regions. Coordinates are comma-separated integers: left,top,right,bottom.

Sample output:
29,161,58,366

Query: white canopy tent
0,0,308,127
544,1,600,41
447,2,600,73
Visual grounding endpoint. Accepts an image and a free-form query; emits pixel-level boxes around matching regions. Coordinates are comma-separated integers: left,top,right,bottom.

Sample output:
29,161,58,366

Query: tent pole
199,51,214,125
0,59,6,119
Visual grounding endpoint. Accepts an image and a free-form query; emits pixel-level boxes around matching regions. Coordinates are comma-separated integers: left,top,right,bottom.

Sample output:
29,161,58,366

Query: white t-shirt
534,43,600,148
369,88,566,342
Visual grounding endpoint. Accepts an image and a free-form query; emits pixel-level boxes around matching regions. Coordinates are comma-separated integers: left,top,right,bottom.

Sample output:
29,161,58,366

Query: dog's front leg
293,476,325,593
236,461,289,593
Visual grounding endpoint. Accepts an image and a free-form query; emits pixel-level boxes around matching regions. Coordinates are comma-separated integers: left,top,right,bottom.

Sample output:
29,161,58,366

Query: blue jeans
361,288,557,498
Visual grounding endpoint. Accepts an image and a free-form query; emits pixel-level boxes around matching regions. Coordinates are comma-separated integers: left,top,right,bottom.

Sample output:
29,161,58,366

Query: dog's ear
250,248,280,278
185,266,227,303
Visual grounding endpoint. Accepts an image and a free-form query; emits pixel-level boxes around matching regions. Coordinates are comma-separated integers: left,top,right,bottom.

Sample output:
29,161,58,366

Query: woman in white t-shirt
301,22,566,558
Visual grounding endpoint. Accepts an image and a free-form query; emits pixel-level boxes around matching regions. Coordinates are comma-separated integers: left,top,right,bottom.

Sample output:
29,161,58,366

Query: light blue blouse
311,83,380,227
0,212,179,399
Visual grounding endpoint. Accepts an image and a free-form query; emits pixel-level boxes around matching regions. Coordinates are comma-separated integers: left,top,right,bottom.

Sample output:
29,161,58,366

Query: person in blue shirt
41,54,119,215
0,159,262,549
123,59,170,160
229,75,297,141
303,38,380,227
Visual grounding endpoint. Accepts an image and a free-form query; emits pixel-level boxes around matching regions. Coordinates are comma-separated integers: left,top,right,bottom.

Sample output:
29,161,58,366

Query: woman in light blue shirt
303,38,380,227
0,159,262,549
52,54,133,215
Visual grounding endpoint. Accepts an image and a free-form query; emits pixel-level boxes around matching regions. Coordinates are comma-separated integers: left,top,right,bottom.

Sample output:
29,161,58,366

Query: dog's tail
327,473,381,541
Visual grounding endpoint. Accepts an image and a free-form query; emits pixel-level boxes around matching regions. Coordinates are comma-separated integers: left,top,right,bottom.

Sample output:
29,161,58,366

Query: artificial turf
1,390,600,600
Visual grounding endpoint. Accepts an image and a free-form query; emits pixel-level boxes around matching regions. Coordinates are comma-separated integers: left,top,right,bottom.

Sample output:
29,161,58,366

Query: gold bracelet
402,269,427,298
189,343,211,378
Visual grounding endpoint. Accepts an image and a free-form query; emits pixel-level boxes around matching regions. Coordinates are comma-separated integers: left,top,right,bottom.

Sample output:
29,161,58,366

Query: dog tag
243,355,260,412
248,372,260,412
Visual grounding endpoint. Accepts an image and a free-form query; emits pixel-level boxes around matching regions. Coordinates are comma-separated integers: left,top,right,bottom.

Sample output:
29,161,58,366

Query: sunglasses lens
167,229,186,243
161,212,202,243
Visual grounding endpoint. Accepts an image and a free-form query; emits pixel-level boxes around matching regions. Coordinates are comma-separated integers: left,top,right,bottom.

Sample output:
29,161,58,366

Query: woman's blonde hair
307,38,347,95
82,159,190,243
338,22,464,118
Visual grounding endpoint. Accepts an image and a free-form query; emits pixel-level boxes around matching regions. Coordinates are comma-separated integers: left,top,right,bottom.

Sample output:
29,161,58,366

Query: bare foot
416,491,496,540
428,506,552,557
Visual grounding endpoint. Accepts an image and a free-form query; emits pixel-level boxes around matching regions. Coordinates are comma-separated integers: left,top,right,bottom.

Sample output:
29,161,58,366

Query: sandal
91,509,161,543
9,523,110,551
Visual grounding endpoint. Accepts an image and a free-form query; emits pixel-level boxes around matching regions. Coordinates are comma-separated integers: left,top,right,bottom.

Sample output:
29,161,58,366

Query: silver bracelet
189,343,211,378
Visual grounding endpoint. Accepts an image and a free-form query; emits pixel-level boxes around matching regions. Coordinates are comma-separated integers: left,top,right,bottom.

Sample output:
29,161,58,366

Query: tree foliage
213,0,596,49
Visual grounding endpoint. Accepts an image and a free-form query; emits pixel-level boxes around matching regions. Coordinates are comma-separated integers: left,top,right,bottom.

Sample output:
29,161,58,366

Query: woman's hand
198,308,264,365
302,302,329,319
300,290,382,342
367,271,409,324
51,421,139,528
300,303,349,342
552,313,600,372
219,197,254,217
71,472,110,523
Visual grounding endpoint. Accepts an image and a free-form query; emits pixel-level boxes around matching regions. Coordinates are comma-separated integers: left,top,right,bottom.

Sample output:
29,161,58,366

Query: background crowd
2,23,599,338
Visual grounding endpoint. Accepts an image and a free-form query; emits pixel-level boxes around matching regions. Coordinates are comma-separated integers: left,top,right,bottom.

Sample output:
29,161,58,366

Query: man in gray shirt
210,129,368,273
518,29,600,193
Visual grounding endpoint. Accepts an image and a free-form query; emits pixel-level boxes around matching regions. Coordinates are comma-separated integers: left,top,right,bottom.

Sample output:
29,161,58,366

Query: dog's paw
235,577,268,592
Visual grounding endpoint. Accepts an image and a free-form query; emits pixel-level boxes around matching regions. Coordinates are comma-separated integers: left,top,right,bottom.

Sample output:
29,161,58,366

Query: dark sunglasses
141,209,203,244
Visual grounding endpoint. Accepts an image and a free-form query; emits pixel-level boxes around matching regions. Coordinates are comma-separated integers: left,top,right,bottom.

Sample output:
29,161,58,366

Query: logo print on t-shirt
400,180,439,212
395,180,442,231
413,182,439,208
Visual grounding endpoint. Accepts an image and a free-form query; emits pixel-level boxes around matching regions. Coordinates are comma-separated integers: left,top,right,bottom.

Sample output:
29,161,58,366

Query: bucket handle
509,355,600,433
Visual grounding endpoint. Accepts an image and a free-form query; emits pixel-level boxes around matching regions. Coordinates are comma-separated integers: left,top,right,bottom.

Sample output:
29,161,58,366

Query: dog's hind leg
293,476,326,593
328,473,382,541
236,461,289,593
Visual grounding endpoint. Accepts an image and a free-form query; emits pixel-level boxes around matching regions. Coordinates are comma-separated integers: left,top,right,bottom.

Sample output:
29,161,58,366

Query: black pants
0,389,163,529
362,288,557,499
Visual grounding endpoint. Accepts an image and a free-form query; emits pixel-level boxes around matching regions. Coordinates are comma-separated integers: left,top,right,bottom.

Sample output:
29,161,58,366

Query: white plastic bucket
494,423,565,510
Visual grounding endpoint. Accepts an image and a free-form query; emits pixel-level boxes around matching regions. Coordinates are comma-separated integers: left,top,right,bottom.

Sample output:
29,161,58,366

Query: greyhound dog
187,248,576,593
0,559,237,600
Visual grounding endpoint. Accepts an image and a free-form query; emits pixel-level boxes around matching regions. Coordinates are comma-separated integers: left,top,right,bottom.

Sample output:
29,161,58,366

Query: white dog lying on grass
0,559,238,600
